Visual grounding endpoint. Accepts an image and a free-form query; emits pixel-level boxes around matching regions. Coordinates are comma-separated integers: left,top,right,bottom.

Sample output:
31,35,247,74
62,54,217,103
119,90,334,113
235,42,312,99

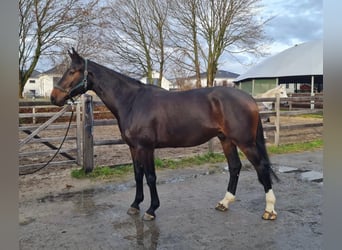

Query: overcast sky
225,0,323,75
36,0,323,76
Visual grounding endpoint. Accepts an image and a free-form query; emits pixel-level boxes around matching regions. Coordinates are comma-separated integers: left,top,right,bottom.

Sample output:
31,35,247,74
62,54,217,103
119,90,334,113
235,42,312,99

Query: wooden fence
19,101,81,174
19,93,323,173
257,93,323,145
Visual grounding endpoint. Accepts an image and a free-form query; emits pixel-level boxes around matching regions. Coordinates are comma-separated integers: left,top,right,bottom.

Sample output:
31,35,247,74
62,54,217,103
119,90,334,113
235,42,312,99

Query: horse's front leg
127,147,145,216
136,147,160,221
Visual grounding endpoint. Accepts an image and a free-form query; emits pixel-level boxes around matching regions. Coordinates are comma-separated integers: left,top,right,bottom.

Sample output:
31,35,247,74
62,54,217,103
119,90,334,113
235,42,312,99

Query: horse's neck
89,62,141,122
258,87,280,97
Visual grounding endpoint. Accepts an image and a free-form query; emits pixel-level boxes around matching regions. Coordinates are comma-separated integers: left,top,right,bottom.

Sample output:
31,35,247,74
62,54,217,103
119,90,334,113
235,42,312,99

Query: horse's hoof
262,210,277,220
215,203,228,212
142,212,155,221
127,207,140,215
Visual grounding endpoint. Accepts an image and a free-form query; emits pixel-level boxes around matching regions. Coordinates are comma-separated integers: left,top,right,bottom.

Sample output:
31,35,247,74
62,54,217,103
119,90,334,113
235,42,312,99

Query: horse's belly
156,127,218,148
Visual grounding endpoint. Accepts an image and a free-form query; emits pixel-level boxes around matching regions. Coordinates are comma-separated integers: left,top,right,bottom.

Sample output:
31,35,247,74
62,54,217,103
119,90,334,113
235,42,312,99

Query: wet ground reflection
118,216,160,249
38,186,161,248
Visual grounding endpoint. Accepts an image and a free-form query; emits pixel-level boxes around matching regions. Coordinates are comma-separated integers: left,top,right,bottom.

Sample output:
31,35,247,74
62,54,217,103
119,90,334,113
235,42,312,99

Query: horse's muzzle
50,94,65,107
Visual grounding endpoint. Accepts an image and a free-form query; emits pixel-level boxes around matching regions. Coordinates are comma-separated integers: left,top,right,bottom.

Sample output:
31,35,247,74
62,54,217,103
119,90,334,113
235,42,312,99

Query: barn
234,40,323,96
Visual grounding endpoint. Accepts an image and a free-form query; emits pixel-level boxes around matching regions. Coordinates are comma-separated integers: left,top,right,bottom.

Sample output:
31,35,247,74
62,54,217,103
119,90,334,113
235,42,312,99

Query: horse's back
133,86,259,147
146,86,258,120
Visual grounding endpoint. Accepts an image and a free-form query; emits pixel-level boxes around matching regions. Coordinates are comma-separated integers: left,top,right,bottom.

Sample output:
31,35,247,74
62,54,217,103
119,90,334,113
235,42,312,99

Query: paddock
19,150,322,249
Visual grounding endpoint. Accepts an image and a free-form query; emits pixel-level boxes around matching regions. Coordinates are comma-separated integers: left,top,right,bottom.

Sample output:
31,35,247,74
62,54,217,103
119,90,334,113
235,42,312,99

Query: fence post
76,100,82,165
274,93,280,146
310,93,315,110
82,94,94,172
208,139,213,154
32,106,36,124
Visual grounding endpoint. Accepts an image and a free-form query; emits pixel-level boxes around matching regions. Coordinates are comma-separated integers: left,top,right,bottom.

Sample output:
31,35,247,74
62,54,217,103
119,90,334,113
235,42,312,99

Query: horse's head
277,85,288,98
50,48,89,106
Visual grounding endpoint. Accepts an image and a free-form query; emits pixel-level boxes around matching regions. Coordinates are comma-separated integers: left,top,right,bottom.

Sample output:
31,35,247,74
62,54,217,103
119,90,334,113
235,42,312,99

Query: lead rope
19,102,75,176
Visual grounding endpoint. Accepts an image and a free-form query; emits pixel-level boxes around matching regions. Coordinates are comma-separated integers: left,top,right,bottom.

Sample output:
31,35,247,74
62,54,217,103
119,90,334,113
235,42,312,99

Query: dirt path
19,150,322,249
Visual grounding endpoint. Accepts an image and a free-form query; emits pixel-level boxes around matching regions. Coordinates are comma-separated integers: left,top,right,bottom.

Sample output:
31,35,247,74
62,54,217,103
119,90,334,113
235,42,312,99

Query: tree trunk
206,58,218,87
206,62,215,87
19,83,24,99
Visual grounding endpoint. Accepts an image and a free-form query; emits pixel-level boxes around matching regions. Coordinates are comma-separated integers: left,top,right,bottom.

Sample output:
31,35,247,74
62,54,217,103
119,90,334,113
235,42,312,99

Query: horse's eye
69,69,76,75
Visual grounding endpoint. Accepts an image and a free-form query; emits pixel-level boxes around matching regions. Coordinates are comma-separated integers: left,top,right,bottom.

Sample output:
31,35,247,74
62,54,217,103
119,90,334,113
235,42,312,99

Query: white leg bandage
218,192,235,209
265,189,277,214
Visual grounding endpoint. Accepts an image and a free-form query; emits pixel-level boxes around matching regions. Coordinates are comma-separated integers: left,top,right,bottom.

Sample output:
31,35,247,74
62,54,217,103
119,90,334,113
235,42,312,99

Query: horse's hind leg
239,143,277,220
215,140,242,212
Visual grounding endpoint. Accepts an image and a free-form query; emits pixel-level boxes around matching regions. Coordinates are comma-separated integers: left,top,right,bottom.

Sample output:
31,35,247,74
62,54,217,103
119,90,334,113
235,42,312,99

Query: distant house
22,70,41,98
178,70,239,89
23,64,66,98
140,71,172,90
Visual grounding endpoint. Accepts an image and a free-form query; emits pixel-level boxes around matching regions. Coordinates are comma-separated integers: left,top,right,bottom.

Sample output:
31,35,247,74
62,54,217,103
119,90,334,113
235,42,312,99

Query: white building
23,65,65,98
22,70,41,98
140,71,172,90
174,70,239,90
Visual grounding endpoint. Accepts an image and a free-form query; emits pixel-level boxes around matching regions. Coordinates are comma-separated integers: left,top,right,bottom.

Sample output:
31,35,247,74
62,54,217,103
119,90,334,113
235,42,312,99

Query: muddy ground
19,149,323,249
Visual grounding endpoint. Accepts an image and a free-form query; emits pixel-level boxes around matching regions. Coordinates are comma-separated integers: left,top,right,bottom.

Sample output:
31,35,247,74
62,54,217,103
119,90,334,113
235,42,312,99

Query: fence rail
19,93,323,173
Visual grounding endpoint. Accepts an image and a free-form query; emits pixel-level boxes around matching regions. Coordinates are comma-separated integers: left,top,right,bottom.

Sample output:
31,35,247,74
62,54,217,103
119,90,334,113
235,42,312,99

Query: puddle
300,171,323,183
277,165,311,173
113,217,160,249
37,188,99,203
276,165,323,183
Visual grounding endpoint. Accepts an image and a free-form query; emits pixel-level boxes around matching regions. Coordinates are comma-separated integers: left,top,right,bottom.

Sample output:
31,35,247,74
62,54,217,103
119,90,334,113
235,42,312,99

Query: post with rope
82,94,94,173
76,100,82,165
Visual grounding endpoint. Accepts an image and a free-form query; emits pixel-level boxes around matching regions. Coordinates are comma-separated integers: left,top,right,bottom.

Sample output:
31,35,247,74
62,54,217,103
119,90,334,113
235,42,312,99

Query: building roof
188,70,239,79
234,40,323,82
42,63,67,75
30,70,41,78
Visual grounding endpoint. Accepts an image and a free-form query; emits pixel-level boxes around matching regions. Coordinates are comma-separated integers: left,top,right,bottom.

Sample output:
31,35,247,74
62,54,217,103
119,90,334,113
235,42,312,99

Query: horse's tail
256,116,280,183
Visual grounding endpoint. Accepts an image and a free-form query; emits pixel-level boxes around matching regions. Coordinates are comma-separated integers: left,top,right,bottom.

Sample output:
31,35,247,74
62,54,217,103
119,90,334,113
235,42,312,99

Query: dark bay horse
50,48,279,221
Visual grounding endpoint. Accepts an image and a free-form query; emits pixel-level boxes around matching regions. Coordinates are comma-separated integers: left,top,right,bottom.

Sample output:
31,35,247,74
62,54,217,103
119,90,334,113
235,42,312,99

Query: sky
35,0,323,76
224,0,323,75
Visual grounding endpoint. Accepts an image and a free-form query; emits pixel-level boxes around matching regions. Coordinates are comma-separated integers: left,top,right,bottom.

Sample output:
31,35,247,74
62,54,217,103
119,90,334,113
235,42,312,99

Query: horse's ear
72,47,77,55
68,47,82,62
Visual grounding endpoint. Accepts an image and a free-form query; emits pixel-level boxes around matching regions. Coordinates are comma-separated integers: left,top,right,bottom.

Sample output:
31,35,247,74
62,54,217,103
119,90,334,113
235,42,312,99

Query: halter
53,59,88,102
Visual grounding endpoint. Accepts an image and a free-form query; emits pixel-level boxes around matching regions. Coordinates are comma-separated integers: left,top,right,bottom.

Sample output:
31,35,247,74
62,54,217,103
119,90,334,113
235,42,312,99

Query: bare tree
19,0,99,98
169,0,270,87
169,0,203,88
197,0,270,87
100,0,170,85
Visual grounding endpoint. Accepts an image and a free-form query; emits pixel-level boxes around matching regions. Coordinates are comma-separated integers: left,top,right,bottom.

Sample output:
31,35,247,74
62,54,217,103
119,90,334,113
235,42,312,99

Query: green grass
267,139,323,154
71,164,133,179
297,111,323,119
71,139,323,179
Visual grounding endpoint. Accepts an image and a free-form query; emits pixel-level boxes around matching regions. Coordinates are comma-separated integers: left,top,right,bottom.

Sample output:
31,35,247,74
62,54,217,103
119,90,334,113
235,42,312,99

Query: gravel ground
19,149,323,249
